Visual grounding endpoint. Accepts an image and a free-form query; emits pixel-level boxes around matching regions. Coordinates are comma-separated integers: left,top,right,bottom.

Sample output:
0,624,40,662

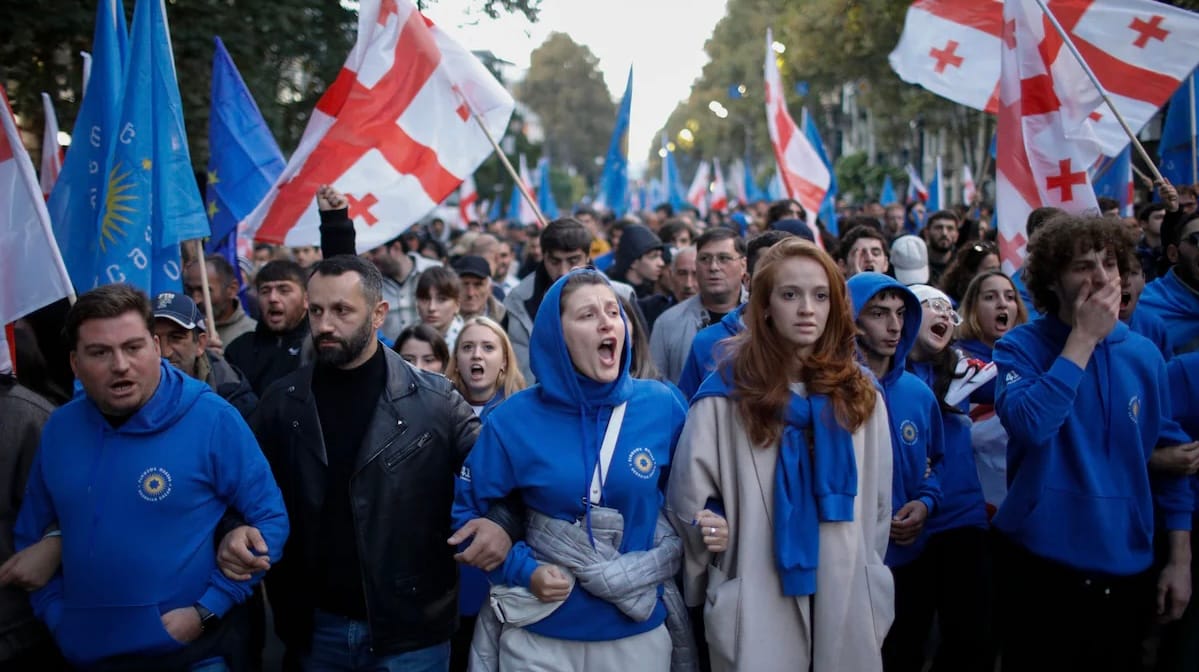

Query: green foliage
518,32,616,187
834,152,904,203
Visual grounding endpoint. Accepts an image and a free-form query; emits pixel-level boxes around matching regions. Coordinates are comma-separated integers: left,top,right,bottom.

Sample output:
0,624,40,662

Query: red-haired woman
667,238,895,671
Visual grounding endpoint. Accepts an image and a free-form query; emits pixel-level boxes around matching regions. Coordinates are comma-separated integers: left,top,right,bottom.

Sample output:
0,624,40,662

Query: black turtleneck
312,344,387,619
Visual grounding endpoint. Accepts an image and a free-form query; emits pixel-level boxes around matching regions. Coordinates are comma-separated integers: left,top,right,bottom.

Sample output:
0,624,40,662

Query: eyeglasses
970,242,997,254
923,298,963,326
697,254,744,267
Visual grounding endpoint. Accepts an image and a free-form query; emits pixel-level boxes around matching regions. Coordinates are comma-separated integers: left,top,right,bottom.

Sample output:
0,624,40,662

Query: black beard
313,318,374,367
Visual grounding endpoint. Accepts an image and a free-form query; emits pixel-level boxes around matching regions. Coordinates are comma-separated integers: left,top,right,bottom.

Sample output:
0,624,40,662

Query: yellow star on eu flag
141,158,152,170
207,169,220,185
207,199,219,218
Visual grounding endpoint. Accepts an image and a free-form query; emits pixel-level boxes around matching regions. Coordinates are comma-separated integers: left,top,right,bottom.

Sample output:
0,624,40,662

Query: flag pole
1032,0,1164,184
454,89,548,228
191,240,219,347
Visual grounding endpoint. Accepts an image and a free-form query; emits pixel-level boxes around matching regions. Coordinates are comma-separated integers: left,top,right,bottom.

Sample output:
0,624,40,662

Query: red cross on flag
457,172,477,226
764,29,829,238
243,0,514,253
996,0,1102,274
890,0,1199,157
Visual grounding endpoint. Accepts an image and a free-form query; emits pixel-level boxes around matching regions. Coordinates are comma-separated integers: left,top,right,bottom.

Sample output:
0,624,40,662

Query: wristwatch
193,604,220,633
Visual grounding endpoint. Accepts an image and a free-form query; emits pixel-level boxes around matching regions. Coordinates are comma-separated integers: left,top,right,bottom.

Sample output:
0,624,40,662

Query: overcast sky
422,0,729,177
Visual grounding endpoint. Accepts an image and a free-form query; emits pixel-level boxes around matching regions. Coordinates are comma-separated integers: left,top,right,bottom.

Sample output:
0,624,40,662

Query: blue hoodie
14,362,288,667
1140,269,1199,354
1127,306,1174,359
453,270,687,642
847,273,945,567
994,315,1193,575
907,357,989,535
677,305,746,400
1166,353,1199,509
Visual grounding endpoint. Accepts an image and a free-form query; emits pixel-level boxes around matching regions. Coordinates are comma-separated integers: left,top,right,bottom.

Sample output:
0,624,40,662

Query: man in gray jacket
650,228,746,383
503,218,640,385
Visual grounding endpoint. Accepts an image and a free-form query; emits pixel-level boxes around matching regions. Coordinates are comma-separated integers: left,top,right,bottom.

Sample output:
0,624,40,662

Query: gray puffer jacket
470,507,698,672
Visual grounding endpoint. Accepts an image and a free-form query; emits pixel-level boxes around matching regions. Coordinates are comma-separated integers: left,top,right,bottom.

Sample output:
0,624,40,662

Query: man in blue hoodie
1140,195,1199,355
14,284,289,670
993,215,1195,671
847,272,945,672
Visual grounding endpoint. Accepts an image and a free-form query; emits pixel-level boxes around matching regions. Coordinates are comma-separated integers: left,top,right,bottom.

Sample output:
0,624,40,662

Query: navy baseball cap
452,255,492,279
153,292,206,332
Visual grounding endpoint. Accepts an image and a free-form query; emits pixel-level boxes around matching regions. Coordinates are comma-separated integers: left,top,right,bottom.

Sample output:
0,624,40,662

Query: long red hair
727,238,877,447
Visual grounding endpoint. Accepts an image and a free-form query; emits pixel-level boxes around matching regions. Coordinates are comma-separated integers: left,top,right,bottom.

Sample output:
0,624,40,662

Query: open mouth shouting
930,322,950,339
1120,291,1132,309
597,337,618,368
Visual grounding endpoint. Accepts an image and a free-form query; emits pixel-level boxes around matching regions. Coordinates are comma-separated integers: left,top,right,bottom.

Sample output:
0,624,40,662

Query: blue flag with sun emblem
47,0,127,293
96,0,209,294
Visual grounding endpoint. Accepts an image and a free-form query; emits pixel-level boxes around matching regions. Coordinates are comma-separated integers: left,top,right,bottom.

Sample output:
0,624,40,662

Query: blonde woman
447,316,526,417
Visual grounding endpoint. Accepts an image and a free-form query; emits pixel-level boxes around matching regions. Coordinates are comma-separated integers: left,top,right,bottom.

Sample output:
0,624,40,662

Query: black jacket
225,315,313,397
249,348,521,655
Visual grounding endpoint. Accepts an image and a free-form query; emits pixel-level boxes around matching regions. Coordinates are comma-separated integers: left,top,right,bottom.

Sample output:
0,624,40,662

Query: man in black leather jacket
218,255,519,669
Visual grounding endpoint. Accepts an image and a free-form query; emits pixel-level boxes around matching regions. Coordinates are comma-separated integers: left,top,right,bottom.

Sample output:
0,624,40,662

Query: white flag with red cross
996,0,1102,274
764,29,829,236
0,86,74,326
710,158,729,212
39,93,62,199
890,0,1199,156
686,161,710,216
243,0,514,253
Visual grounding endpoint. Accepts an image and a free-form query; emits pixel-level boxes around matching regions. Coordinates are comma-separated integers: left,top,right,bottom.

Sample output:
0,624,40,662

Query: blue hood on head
847,272,922,385
530,268,634,409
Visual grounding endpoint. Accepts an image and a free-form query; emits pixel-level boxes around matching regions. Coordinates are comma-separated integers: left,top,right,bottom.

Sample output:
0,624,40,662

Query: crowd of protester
1,180,1199,672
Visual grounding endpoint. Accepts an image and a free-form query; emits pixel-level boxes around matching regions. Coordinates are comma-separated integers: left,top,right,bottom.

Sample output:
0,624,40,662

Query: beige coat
666,384,894,672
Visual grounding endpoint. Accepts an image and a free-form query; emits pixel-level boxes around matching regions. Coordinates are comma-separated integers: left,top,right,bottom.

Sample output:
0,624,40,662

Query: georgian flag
996,0,1102,274
710,158,729,212
244,0,514,253
889,0,1199,156
0,86,74,326
764,29,829,236
686,161,710,216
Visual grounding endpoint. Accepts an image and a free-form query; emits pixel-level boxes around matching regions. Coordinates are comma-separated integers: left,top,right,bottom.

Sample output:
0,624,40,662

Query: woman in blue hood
453,269,688,671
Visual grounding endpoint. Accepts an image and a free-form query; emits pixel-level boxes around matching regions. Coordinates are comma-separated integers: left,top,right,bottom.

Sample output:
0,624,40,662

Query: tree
518,32,616,186
0,0,542,170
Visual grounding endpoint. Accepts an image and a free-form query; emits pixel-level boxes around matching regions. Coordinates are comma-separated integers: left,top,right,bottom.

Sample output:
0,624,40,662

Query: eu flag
47,0,127,292
599,67,632,216
206,37,284,253
801,108,838,234
96,0,210,294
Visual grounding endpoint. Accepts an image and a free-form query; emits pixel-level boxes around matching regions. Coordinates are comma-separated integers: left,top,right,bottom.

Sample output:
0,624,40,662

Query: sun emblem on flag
99,162,139,253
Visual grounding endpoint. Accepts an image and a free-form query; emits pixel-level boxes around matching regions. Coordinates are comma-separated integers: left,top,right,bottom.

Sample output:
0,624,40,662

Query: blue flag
1091,147,1133,217
1161,71,1197,187
487,192,503,222
927,164,942,213
880,175,896,205
206,36,284,257
599,67,632,216
47,0,128,292
96,0,210,294
537,157,560,219
801,108,838,234
661,134,687,210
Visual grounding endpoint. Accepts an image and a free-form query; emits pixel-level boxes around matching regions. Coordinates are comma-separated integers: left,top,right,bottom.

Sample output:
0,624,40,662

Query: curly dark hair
938,240,999,303
1022,215,1131,316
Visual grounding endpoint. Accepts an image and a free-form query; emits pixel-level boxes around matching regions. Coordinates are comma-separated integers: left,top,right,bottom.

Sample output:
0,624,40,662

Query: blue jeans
302,610,450,672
